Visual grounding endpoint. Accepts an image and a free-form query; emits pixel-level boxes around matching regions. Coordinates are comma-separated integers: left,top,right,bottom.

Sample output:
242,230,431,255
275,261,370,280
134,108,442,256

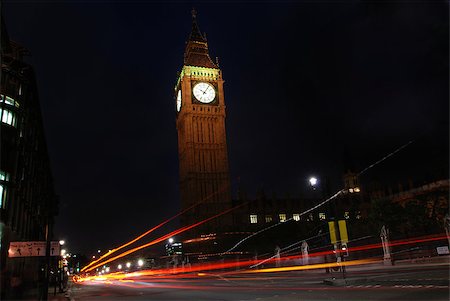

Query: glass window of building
344,211,350,219
293,213,300,221
356,211,362,219
319,213,326,220
0,108,17,127
265,215,272,223
250,214,258,224
0,95,19,107
307,213,314,221
279,213,287,222
0,171,10,209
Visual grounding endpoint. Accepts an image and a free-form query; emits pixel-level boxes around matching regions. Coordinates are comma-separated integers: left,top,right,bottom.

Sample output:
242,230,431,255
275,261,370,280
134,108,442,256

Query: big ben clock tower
175,10,232,236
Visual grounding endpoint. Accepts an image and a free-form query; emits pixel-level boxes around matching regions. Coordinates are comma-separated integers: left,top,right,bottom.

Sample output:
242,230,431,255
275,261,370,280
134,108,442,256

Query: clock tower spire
175,11,231,237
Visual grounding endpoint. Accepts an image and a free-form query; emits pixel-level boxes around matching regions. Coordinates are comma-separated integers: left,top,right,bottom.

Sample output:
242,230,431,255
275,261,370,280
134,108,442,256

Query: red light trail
83,203,244,273
77,233,448,283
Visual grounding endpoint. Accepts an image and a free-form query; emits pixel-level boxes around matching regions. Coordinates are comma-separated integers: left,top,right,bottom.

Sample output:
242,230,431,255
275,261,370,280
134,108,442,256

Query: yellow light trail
239,258,379,274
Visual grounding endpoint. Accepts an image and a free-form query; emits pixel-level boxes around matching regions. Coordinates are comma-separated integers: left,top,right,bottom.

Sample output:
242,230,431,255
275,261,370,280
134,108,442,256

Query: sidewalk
323,255,450,286
12,286,69,301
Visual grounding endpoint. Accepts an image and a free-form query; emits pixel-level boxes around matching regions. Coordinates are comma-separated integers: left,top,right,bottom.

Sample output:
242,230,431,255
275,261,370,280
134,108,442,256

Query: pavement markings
346,284,449,289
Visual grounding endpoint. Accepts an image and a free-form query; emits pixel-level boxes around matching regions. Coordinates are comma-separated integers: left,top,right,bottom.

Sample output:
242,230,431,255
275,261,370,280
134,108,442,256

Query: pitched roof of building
183,9,218,69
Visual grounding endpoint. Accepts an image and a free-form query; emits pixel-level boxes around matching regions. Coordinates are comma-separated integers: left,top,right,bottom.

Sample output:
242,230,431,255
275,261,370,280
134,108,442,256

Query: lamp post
58,241,66,293
308,175,331,273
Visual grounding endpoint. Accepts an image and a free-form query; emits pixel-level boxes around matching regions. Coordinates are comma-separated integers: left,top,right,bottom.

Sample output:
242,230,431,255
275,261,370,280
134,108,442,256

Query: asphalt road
68,260,449,301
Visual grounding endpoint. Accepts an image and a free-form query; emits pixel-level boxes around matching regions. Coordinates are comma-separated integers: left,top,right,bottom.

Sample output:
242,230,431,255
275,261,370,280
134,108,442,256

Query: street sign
436,246,449,255
50,241,61,256
338,220,348,243
8,241,61,257
328,221,337,244
8,241,46,257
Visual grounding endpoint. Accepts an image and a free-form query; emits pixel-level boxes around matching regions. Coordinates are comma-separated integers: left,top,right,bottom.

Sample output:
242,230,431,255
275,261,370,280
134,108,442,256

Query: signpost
328,220,349,279
8,241,60,257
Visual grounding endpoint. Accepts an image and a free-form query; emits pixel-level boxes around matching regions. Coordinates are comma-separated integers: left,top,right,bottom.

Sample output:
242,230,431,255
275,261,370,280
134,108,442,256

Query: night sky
3,1,448,255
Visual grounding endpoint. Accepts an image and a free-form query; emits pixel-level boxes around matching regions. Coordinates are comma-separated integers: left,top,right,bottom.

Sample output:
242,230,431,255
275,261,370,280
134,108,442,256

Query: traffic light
341,243,349,257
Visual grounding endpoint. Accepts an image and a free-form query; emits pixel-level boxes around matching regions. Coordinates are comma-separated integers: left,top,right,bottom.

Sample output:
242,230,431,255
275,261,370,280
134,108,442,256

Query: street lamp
59,240,65,246
126,262,131,268
309,176,318,189
117,264,122,270
137,259,144,267
168,238,174,244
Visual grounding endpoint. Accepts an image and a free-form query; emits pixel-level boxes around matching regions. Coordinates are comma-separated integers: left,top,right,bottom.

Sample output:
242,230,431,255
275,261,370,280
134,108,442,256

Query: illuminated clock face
176,90,182,112
192,82,216,104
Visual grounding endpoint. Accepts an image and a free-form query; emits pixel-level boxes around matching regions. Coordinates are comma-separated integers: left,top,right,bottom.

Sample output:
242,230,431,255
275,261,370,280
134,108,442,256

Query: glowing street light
137,259,144,267
97,249,101,253
59,240,65,246
309,176,318,188
117,264,122,270
168,238,174,244
126,262,131,268
61,249,67,256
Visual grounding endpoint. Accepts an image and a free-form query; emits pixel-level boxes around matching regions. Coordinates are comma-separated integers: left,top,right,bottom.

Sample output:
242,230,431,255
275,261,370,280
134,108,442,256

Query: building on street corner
0,18,58,300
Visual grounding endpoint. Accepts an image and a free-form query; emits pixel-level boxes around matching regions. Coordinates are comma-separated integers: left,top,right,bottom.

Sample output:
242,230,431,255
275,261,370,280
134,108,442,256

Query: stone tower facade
175,11,232,236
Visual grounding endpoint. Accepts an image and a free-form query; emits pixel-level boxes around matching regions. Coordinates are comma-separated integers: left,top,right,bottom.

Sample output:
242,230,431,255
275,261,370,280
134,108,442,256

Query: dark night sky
3,1,448,255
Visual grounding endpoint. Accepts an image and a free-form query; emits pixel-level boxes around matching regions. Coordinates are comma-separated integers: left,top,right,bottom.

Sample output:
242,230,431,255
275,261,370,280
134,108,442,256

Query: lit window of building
0,171,10,209
250,214,258,224
265,215,272,223
0,95,19,107
0,108,17,127
356,211,362,219
307,213,314,221
293,213,300,221
279,213,287,222
344,211,350,219
319,213,326,220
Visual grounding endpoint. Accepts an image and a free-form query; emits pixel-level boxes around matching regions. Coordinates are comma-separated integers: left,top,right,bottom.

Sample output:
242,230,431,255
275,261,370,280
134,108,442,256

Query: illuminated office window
279,213,287,222
344,211,350,219
319,213,326,220
265,215,272,223
250,214,258,224
293,214,300,221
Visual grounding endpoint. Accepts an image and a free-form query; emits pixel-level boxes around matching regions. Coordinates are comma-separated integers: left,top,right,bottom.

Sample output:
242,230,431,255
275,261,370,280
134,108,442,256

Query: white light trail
227,140,414,253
